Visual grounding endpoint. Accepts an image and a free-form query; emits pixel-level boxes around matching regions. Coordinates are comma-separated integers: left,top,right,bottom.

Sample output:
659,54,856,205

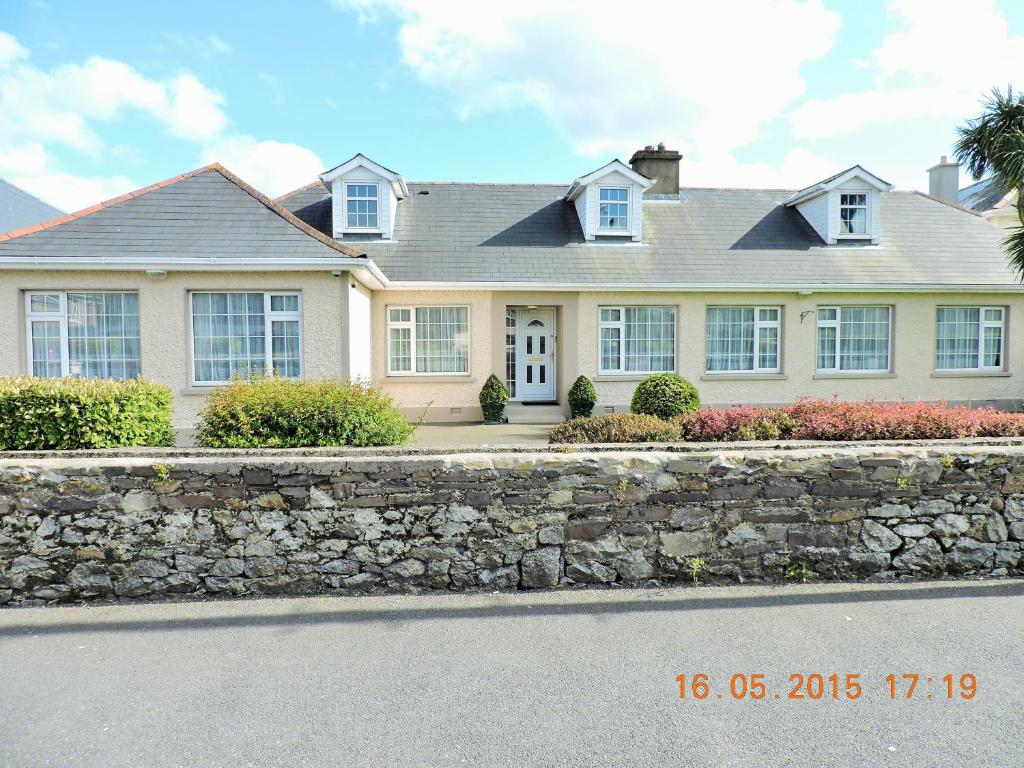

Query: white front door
517,309,556,401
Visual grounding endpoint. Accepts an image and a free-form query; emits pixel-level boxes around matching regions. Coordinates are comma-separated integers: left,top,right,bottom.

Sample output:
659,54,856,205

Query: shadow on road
2,580,1022,638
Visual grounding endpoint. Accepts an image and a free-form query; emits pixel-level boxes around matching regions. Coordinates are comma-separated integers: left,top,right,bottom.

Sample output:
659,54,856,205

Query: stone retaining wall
2,445,1023,605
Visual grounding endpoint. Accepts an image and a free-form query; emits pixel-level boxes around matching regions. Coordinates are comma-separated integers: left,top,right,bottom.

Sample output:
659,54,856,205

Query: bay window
706,306,781,373
936,306,1005,371
599,306,676,374
25,291,141,379
191,292,301,384
816,306,890,372
388,306,469,375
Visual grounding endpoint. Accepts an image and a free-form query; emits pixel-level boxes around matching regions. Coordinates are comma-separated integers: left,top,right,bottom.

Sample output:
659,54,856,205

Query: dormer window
839,193,868,236
346,183,379,229
599,187,629,231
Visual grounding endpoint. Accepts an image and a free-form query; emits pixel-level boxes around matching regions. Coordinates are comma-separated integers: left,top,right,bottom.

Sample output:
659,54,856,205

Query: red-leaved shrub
675,406,797,442
784,398,1024,441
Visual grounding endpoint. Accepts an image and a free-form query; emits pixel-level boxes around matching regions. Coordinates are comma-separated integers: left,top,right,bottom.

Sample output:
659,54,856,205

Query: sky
1,0,1023,212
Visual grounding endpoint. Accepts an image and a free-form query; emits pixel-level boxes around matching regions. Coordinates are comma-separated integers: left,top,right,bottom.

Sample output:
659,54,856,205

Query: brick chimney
629,142,681,195
927,155,959,203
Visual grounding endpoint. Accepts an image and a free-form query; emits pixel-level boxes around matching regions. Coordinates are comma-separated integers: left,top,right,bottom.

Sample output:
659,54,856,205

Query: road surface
2,580,1022,767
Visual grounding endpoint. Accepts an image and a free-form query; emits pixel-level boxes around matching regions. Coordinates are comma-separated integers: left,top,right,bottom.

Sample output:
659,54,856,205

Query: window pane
64,292,140,379
30,294,61,313
270,294,298,312
757,325,779,370
816,325,837,370
600,308,621,323
817,307,837,323
192,292,267,383
414,306,468,373
390,308,410,323
600,201,629,230
600,327,621,372
984,325,1003,367
31,320,62,376
706,307,755,372
505,308,516,399
271,319,301,377
623,306,675,373
838,307,889,371
936,307,980,369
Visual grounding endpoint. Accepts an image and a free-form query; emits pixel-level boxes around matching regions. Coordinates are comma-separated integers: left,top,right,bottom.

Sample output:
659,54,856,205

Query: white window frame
24,290,141,378
816,305,891,373
386,305,471,377
935,305,1006,372
597,186,630,233
344,181,380,231
837,190,870,238
188,291,303,386
704,305,781,374
598,305,677,375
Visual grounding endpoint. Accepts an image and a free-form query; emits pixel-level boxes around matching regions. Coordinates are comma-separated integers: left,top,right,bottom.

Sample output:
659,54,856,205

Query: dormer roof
320,153,409,199
563,159,653,202
784,165,892,207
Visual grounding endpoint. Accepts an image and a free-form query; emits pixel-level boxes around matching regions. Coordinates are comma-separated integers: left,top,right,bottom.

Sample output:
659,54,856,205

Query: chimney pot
629,144,682,196
941,154,948,163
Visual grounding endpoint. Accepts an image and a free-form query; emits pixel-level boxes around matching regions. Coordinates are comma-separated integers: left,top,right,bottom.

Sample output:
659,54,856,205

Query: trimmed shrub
0,376,173,450
195,377,413,448
676,406,798,442
785,398,1024,441
549,412,682,444
630,373,700,419
568,375,598,419
479,374,509,424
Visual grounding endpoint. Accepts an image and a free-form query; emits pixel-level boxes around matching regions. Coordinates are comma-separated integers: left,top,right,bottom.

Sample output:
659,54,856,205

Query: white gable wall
795,194,828,242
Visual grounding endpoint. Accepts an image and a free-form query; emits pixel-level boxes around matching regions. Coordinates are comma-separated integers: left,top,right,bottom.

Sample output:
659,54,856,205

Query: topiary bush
479,374,509,424
568,375,598,419
0,376,173,450
195,377,413,448
630,373,700,419
549,412,682,444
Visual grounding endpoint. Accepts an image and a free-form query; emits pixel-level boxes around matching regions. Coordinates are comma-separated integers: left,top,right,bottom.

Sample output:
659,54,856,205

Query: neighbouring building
0,177,62,235
0,147,1020,426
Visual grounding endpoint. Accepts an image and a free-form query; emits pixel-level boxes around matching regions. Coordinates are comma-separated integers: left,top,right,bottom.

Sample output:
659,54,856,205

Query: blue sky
2,0,1022,211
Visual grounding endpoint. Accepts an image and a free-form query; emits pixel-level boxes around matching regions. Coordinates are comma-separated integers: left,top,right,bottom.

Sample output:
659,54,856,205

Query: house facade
0,147,1020,426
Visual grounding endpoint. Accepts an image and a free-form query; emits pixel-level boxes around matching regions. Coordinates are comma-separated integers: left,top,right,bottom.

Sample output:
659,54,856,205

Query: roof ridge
274,179,326,202
0,164,219,242
207,165,363,258
911,190,984,217
0,165,366,259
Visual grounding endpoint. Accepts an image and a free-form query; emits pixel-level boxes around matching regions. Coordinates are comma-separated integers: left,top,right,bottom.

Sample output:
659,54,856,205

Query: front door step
505,403,565,424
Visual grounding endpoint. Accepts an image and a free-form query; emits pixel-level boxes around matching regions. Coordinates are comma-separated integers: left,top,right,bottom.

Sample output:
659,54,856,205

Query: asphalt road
2,580,1022,768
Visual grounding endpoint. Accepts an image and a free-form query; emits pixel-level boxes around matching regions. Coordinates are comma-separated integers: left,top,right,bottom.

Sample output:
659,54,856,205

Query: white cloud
0,46,228,151
683,148,839,189
200,134,324,196
0,142,136,211
0,31,28,68
335,0,840,166
790,0,1024,140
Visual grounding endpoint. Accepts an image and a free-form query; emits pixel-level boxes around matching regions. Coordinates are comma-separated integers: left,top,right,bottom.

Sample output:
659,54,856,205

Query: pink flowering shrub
675,406,797,442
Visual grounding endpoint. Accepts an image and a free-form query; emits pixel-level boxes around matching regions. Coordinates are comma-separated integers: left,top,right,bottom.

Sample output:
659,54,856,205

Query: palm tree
955,87,1024,277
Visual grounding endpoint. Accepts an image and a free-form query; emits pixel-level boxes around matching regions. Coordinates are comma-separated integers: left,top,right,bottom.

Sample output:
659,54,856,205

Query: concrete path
2,580,1022,767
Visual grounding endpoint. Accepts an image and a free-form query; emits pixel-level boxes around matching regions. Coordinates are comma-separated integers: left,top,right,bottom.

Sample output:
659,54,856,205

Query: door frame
514,307,556,402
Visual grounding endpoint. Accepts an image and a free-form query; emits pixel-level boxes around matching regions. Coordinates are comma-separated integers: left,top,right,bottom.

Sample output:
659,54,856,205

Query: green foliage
152,463,171,482
568,375,598,419
195,377,413,448
630,373,700,419
786,561,815,584
955,87,1024,276
479,374,509,406
687,557,705,587
0,376,173,450
548,412,682,444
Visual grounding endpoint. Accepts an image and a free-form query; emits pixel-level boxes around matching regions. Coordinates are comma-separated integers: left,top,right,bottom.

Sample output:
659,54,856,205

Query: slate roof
0,177,62,235
0,165,365,265
959,177,1012,212
278,180,1017,288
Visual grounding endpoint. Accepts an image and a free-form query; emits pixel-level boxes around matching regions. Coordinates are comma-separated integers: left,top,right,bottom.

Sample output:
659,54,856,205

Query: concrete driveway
2,580,1022,767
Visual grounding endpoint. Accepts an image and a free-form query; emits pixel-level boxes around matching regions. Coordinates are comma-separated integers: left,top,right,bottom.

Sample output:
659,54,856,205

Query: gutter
382,280,1024,294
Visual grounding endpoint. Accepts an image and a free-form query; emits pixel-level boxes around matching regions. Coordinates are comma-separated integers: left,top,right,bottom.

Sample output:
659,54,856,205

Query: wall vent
450,407,463,416
604,406,615,414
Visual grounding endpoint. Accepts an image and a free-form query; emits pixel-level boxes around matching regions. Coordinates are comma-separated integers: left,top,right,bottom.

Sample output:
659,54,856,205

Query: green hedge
195,377,414,448
0,377,173,450
630,373,700,419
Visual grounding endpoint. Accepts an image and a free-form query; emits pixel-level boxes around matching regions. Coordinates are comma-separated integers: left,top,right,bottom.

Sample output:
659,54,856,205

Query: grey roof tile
278,181,1017,287
959,177,1011,212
